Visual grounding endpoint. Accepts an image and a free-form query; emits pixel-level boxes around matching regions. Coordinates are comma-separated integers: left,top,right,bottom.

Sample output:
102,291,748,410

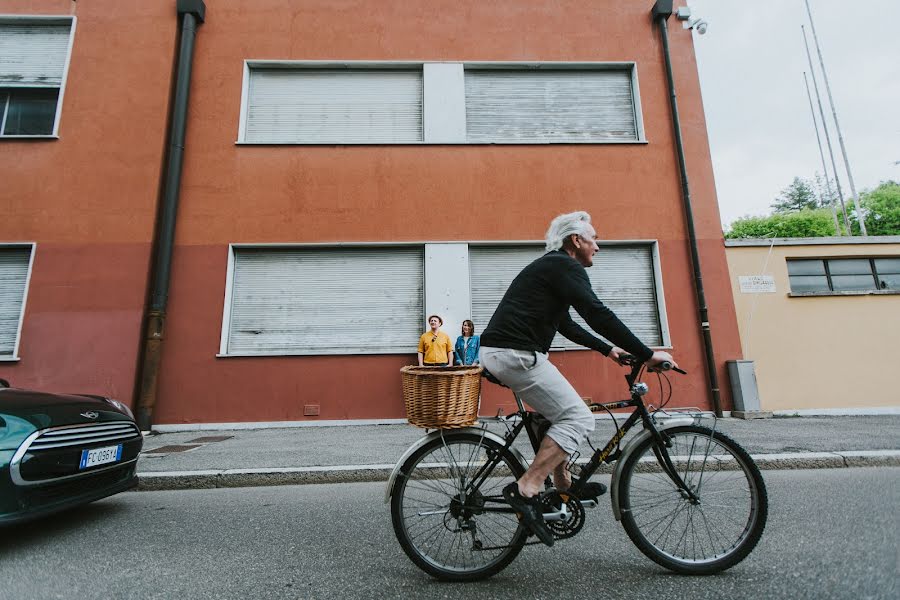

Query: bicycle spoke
392,436,525,577
620,426,766,572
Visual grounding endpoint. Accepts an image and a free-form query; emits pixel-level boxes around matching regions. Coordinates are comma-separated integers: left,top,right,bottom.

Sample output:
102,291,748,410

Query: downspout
650,1,723,417
136,0,206,431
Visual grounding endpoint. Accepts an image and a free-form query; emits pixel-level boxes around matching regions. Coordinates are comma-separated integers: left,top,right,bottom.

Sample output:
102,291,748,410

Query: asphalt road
1,468,897,600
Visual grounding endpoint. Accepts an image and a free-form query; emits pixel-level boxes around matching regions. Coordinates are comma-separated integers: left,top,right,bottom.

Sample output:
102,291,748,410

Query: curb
134,450,900,491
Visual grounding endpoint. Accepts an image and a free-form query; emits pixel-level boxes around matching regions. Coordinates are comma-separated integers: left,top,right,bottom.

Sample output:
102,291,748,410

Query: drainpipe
650,1,723,417
136,0,206,431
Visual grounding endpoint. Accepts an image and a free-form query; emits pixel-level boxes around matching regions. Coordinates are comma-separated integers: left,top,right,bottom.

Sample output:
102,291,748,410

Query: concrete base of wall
733,410,774,419
773,407,900,416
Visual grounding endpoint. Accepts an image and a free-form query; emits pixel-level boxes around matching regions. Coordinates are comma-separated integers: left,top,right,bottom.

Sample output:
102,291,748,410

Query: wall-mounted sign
739,275,776,294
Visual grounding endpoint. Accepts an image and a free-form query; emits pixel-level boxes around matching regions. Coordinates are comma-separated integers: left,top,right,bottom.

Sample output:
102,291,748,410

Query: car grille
21,465,137,510
27,422,141,451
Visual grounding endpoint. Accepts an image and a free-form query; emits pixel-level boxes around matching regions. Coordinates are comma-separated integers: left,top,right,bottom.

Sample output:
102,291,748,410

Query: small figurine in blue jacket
454,319,481,365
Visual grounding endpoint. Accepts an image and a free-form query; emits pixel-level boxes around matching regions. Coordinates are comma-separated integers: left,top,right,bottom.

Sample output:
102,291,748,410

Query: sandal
502,482,555,547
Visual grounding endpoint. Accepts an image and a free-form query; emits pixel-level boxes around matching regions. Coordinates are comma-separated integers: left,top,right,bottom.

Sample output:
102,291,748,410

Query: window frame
467,240,670,351
0,15,76,139
787,256,900,296
218,242,427,357
236,60,646,146
218,240,671,358
0,242,36,361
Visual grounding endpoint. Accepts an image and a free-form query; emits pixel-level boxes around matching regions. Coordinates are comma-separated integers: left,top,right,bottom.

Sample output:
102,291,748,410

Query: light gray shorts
479,346,594,456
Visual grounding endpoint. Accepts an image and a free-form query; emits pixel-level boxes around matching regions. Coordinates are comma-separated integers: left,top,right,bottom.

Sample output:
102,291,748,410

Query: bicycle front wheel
390,431,528,581
619,425,768,575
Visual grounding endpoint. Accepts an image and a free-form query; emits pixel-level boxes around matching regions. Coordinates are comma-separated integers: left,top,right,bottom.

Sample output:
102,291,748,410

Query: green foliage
771,177,820,213
848,180,900,236
724,177,900,239
724,209,837,239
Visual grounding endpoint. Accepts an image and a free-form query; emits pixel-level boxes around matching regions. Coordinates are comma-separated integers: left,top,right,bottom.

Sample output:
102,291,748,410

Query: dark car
0,378,143,525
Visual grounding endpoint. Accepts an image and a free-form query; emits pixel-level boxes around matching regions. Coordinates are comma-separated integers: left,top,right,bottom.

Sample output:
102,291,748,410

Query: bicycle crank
541,490,586,540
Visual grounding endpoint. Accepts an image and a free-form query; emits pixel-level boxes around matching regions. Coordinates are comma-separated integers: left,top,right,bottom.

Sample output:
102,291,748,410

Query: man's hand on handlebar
646,351,679,373
616,351,686,374
607,346,626,365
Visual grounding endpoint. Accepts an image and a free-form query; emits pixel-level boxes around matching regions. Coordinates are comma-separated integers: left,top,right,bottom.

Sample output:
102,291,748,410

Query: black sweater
480,251,654,362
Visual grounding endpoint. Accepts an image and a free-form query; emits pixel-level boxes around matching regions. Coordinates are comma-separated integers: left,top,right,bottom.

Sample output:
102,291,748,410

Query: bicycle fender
383,427,529,504
609,417,695,521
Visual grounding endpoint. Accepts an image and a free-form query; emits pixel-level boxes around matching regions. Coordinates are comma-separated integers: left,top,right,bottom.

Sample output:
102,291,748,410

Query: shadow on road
0,500,130,556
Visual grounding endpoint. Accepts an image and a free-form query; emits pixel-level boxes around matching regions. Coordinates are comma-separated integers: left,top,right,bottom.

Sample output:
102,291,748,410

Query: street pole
803,72,841,235
802,25,851,234
804,0,867,235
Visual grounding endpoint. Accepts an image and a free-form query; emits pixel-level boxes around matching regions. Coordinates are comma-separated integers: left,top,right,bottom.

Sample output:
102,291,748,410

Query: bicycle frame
384,362,710,521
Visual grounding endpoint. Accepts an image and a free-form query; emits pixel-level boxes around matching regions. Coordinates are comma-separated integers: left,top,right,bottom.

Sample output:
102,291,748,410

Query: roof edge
724,236,900,247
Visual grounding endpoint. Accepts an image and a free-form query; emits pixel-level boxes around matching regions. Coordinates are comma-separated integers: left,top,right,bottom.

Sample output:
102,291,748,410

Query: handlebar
618,354,687,375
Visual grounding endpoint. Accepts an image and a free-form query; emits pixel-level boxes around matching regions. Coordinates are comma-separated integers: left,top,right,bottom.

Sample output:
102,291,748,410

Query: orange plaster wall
0,0,741,422
151,0,743,423
0,0,176,400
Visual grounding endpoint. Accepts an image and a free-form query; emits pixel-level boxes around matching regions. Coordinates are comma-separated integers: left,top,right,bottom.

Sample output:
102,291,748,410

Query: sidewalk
136,415,900,491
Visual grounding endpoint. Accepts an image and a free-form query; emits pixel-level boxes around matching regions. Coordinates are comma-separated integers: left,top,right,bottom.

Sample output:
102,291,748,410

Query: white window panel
226,247,424,355
0,246,33,358
464,68,638,142
245,68,423,143
0,21,72,86
469,244,662,349
0,17,74,137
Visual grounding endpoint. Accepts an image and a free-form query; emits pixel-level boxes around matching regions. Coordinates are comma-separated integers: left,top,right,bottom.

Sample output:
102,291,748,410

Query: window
469,244,665,349
0,17,75,137
787,257,900,293
244,67,424,144
221,242,668,357
464,68,639,142
239,62,643,145
223,247,424,355
0,245,33,359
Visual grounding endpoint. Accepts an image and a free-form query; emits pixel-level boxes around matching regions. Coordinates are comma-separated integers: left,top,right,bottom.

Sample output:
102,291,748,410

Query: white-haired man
479,211,677,546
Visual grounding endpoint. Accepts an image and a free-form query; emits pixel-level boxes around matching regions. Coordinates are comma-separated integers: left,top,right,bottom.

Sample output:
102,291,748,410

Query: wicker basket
401,365,483,429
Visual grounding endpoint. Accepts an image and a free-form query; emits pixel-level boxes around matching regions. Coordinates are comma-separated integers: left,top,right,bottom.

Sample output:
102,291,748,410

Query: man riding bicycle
479,211,677,546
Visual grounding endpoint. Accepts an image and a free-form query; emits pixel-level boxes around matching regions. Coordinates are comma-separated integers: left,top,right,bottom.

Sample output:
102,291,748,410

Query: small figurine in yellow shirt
417,314,454,366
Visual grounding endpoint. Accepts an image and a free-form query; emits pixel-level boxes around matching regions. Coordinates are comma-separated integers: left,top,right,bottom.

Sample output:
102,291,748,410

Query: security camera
683,17,708,35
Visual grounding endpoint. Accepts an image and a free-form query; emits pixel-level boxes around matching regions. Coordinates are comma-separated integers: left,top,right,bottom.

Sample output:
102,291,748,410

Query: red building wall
1,0,743,425
0,0,174,401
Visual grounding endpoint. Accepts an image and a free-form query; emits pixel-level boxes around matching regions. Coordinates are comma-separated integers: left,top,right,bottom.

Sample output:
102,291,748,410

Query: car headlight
105,398,135,420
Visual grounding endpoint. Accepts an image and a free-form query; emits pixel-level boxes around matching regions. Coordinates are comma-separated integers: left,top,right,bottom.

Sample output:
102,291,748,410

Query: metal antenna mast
802,25,851,234
803,71,841,234
805,0,867,234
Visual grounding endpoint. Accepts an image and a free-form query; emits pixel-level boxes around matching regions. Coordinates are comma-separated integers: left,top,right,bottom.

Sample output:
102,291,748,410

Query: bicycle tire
619,424,768,575
390,431,529,581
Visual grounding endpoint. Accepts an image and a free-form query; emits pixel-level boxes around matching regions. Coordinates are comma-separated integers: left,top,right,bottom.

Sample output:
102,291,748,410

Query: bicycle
385,356,768,581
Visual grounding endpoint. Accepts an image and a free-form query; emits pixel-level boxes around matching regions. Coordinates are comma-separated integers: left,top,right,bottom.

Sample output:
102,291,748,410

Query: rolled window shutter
227,247,424,355
246,69,423,143
465,69,637,142
469,244,661,349
0,247,31,356
0,22,72,87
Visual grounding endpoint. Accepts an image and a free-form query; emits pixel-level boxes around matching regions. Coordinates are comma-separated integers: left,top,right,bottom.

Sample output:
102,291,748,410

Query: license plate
79,444,123,469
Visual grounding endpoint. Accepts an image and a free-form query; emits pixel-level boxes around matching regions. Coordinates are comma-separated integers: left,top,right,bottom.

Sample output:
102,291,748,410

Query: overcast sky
686,0,900,227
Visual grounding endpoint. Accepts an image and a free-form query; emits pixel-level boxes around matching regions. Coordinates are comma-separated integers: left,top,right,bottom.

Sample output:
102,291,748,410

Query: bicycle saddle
481,367,508,388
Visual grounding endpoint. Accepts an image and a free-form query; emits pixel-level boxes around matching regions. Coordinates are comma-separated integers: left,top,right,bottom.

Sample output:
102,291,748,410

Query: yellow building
725,237,900,414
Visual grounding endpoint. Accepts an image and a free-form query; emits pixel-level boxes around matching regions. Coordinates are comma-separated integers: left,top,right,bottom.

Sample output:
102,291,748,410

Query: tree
770,177,819,213
848,180,900,236
724,209,837,239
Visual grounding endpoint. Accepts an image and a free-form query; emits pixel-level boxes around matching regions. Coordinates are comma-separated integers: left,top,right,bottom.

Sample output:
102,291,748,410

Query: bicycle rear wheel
619,425,767,575
390,431,528,581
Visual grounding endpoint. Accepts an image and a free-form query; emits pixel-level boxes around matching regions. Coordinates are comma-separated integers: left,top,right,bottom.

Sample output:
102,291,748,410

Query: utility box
726,360,762,413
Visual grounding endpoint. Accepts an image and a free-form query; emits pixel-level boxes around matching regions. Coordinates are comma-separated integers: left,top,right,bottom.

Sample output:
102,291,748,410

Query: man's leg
552,462,572,491
516,434,568,497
